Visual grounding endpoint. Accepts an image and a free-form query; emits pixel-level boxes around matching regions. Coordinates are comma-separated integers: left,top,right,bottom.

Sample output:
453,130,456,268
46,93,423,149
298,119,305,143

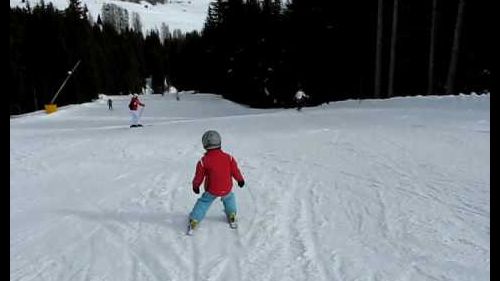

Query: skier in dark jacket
294,88,309,111
107,98,113,110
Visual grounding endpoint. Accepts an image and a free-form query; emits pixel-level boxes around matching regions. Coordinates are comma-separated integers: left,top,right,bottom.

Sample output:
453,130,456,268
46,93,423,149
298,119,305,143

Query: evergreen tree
9,0,491,114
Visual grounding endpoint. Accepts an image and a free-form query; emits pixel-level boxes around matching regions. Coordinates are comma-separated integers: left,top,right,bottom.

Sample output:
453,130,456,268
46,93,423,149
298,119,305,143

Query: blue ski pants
190,192,237,222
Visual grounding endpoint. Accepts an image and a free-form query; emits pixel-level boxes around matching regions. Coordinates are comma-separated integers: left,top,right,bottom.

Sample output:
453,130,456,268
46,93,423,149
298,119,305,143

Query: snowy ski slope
10,92,490,280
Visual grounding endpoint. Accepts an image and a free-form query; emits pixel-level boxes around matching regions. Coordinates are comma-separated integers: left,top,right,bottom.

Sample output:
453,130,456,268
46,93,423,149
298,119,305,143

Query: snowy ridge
11,93,489,280
10,0,213,33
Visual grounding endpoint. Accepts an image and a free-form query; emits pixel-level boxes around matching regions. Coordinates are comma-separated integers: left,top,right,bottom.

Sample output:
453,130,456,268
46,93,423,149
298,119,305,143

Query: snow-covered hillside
10,0,213,33
10,93,490,280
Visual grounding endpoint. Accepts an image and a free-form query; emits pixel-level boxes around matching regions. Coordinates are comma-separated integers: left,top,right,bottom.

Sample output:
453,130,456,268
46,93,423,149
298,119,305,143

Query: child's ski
227,213,238,229
229,221,238,229
186,226,194,236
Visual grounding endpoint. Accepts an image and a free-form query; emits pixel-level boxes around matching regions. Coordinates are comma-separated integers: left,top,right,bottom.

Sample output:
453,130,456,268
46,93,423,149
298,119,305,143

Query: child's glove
193,187,200,194
237,180,245,188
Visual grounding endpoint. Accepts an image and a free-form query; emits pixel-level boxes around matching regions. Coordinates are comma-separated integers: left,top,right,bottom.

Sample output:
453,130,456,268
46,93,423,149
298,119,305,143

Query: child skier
187,130,245,234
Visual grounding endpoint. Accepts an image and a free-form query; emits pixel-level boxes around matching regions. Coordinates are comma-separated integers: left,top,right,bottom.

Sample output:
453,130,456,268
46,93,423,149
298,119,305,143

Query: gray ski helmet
202,130,221,149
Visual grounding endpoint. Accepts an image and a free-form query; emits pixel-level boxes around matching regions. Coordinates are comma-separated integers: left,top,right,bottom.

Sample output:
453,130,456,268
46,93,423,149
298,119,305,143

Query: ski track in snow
10,94,489,281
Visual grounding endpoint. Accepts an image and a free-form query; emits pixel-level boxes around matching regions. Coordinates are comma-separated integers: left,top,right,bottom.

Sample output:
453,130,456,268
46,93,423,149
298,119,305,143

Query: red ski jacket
129,97,144,111
192,149,244,197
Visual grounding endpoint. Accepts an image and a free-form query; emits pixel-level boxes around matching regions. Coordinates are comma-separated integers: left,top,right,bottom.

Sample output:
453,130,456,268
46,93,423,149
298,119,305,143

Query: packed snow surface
11,93,490,280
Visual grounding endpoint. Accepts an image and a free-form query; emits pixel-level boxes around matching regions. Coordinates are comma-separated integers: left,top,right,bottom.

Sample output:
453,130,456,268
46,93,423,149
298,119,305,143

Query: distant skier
169,86,179,101
187,130,245,235
294,88,309,111
107,98,113,110
163,77,169,96
128,94,145,127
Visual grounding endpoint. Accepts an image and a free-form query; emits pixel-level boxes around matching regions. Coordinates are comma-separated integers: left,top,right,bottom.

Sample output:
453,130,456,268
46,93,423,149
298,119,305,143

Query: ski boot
187,218,198,235
227,212,238,229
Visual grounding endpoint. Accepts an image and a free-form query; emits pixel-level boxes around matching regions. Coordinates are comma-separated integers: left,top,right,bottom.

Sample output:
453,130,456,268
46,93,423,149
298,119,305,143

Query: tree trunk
33,88,38,110
445,0,465,94
374,0,384,98
388,0,399,98
427,0,438,94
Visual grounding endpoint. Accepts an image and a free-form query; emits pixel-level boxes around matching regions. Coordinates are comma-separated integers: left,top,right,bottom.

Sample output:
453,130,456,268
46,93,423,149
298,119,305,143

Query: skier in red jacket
187,130,245,234
129,94,145,127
